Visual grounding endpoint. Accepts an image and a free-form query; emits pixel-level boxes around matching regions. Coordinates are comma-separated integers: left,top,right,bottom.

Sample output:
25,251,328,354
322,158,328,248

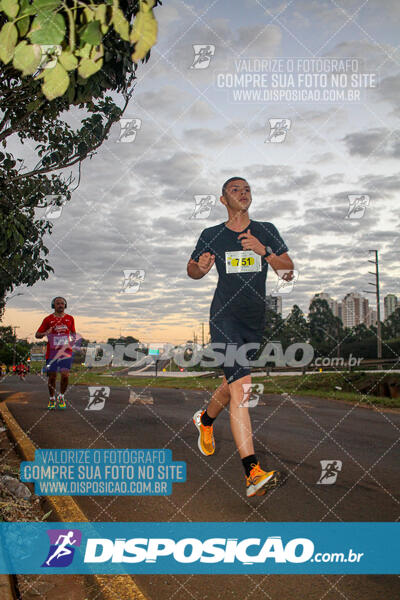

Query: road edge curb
0,402,149,600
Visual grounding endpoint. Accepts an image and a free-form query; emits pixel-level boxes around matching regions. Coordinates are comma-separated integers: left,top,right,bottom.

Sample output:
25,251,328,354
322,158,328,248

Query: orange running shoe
246,463,282,497
192,410,215,456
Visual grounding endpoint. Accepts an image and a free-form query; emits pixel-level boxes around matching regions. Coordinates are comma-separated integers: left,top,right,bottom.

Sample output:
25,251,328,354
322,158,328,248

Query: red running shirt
36,314,76,360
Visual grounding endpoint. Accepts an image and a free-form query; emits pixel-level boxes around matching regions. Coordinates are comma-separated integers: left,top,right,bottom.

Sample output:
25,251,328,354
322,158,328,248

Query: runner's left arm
238,225,295,280
262,223,294,280
69,317,78,348
266,252,294,280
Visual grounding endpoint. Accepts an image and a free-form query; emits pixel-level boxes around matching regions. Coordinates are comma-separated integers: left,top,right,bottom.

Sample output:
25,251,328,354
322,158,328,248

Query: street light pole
12,326,21,369
363,249,382,362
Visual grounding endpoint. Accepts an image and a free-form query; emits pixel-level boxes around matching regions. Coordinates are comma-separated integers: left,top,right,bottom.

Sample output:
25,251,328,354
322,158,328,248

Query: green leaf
1,0,19,19
90,43,103,61
131,7,157,62
29,12,66,45
83,6,94,22
58,50,78,71
112,7,129,41
76,42,91,58
13,41,41,75
16,0,31,36
32,0,61,10
0,22,18,64
78,56,103,78
41,61,69,100
94,4,107,25
80,20,102,45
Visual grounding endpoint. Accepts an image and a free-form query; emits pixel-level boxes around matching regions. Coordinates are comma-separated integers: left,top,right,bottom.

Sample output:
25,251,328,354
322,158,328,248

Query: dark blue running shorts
209,318,263,383
46,356,73,373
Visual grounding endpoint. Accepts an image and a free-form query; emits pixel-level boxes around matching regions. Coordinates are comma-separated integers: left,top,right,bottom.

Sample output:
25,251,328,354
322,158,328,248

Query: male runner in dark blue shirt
187,177,294,497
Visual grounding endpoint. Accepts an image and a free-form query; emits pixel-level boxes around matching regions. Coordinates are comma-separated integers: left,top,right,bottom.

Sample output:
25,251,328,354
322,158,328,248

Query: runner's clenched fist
238,229,265,255
198,252,215,274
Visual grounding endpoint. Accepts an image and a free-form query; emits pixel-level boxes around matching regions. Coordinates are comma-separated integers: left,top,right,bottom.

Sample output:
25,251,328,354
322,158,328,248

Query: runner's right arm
187,252,215,279
188,228,215,279
35,317,52,339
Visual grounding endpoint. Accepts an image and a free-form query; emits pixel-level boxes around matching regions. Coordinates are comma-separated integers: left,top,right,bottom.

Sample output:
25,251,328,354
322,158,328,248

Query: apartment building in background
384,293,399,321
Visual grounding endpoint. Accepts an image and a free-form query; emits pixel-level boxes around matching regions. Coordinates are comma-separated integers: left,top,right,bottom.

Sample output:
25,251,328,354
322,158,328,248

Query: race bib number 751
225,250,261,274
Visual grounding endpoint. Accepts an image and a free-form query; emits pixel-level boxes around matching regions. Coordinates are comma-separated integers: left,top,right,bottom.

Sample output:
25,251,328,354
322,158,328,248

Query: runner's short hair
222,177,248,196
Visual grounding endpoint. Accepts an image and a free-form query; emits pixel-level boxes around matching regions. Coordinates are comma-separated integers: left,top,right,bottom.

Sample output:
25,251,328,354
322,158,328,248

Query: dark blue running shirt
190,220,289,329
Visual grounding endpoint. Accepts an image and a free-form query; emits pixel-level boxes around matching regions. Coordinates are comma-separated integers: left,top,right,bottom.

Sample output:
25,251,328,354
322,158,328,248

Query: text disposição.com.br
311,549,364,563
83,536,365,565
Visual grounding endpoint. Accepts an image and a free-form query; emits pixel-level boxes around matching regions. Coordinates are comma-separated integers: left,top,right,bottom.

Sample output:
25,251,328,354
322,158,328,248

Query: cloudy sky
5,0,400,344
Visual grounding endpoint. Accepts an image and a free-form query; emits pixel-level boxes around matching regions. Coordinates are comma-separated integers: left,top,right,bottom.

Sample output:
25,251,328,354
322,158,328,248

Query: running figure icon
45,531,77,566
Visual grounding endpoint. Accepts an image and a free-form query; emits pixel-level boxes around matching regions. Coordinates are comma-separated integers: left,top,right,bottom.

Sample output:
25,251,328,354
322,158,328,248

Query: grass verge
67,371,400,409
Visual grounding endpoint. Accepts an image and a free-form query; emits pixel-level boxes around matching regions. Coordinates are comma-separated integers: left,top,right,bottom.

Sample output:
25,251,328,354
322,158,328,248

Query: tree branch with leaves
0,0,161,317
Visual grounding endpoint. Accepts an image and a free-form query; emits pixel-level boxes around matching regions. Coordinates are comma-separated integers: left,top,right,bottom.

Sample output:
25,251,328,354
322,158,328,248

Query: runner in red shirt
16,363,27,380
35,297,76,410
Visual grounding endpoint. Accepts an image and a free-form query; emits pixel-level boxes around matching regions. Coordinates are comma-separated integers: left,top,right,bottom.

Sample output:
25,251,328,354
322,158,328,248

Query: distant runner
188,177,295,497
16,362,27,381
35,297,76,409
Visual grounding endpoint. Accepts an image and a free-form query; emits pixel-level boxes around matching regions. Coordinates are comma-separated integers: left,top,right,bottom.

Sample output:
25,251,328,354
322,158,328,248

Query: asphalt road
1,374,399,600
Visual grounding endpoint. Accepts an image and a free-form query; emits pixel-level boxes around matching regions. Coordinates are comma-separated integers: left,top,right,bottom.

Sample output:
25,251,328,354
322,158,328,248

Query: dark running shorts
46,356,73,373
209,318,263,383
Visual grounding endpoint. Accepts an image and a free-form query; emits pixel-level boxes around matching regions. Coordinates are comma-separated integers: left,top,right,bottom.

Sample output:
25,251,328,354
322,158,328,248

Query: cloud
358,173,400,196
377,73,400,115
181,126,234,148
323,173,345,185
133,86,217,122
342,128,400,158
246,164,320,195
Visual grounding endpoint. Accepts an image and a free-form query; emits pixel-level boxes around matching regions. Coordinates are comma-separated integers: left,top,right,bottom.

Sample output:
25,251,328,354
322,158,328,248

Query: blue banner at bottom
0,522,398,574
